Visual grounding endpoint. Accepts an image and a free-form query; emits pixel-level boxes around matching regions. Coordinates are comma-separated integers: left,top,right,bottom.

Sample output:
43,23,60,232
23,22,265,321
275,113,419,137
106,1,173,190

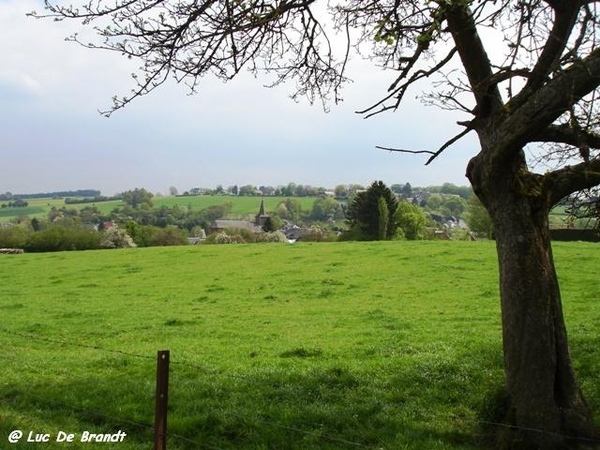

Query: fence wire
0,327,374,449
0,327,155,361
478,420,600,445
2,327,599,449
0,388,223,450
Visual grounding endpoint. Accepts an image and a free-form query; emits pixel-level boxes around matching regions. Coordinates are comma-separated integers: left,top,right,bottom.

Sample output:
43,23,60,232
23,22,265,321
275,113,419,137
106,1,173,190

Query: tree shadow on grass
1,368,483,450
165,361,487,449
0,346,512,450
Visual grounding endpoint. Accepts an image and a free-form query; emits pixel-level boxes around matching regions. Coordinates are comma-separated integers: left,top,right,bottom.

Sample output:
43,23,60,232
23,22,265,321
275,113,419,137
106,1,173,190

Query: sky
0,0,479,196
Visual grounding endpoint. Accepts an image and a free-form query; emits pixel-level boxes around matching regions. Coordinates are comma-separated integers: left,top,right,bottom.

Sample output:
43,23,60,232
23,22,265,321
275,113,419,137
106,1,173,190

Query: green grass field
0,198,65,221
0,241,598,449
0,195,317,223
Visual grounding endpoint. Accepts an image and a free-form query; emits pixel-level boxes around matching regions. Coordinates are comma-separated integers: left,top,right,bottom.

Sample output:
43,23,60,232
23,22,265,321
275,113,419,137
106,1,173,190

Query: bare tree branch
357,47,457,119
35,0,346,115
498,47,600,160
376,124,474,166
518,1,581,101
443,1,504,117
533,123,600,148
424,126,474,165
376,146,435,156
547,158,600,205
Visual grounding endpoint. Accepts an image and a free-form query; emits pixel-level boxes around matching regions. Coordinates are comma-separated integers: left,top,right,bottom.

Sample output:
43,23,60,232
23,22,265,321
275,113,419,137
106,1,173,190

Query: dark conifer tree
345,181,397,240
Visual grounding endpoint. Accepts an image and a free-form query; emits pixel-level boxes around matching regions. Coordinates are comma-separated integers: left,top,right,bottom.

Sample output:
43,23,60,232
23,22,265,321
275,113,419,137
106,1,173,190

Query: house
282,223,303,241
281,223,325,242
93,221,116,231
209,220,263,234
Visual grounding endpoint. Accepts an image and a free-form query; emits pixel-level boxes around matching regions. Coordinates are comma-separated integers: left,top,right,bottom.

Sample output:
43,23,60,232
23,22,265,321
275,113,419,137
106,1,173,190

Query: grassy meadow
0,198,65,221
0,195,318,223
154,195,317,215
0,240,599,449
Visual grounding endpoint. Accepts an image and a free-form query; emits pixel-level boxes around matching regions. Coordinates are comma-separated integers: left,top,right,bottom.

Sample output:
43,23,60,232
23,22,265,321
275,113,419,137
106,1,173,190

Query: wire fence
1,327,599,449
0,327,375,449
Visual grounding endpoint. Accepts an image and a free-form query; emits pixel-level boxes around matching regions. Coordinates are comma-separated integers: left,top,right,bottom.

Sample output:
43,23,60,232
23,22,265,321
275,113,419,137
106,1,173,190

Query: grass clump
279,347,324,358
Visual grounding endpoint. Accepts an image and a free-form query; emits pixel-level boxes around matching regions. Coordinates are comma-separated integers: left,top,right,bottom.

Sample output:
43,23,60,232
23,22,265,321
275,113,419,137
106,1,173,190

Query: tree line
0,190,100,201
171,181,473,200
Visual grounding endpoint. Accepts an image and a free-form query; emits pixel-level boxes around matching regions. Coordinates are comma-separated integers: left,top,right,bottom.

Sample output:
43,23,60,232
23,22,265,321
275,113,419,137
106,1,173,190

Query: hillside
0,195,318,223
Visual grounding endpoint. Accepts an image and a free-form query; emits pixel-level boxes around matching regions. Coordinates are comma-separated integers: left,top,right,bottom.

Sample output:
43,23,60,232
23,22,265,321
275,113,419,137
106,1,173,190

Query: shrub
126,223,157,247
229,228,257,243
299,226,338,242
0,226,31,249
395,201,427,240
25,225,101,252
148,226,189,246
100,226,136,249
209,227,258,244
255,231,287,243
207,231,246,244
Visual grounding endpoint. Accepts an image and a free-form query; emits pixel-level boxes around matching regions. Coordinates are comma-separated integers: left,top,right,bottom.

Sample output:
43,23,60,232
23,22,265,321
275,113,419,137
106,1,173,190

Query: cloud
0,69,42,93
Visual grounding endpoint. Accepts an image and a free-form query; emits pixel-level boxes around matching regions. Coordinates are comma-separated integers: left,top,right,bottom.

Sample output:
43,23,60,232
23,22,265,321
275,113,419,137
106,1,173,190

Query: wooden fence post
154,350,170,450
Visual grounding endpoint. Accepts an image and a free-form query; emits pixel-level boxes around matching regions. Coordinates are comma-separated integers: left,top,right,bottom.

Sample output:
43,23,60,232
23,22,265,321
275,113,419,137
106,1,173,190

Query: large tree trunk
468,151,595,449
493,196,594,449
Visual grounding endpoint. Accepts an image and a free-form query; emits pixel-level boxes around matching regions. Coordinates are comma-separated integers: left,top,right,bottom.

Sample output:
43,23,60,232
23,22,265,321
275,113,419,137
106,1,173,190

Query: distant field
154,195,318,219
0,240,598,449
0,206,46,219
0,198,65,221
0,195,318,223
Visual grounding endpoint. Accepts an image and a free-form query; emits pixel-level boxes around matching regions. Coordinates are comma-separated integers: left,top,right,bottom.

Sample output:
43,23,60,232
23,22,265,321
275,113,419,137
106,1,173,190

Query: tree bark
468,151,595,449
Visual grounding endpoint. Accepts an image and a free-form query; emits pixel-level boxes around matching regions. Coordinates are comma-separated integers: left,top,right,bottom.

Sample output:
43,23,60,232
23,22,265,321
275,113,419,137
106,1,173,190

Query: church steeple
255,199,268,227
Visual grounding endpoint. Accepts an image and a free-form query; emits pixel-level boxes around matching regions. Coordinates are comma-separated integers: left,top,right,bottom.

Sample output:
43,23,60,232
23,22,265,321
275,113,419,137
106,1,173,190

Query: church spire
255,199,268,227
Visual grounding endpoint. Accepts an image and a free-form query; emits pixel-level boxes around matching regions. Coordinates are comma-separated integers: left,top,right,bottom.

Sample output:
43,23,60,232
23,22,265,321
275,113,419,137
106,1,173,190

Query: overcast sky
0,0,478,196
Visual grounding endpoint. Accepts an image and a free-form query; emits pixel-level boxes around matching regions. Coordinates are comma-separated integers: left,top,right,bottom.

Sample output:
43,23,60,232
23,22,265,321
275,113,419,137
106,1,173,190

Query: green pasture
0,241,598,449
0,195,318,223
549,204,597,229
0,198,65,221
89,195,316,217
153,195,317,218
0,206,46,220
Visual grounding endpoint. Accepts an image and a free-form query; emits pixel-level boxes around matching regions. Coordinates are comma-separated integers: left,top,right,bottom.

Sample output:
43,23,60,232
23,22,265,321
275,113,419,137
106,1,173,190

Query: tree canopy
121,188,154,209
395,200,427,240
